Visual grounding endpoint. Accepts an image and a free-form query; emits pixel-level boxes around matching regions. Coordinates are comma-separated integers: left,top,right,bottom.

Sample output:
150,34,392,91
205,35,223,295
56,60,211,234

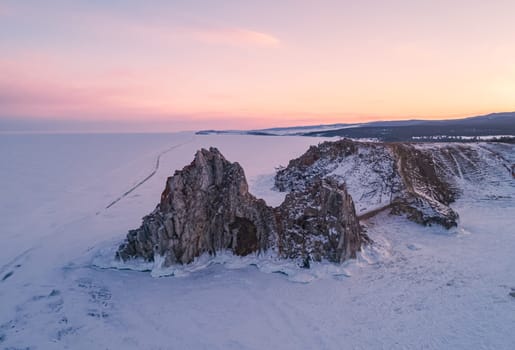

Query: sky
1,0,514,132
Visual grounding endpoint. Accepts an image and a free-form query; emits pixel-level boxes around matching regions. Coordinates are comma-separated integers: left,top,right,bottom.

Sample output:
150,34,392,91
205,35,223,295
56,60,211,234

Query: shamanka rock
116,147,277,265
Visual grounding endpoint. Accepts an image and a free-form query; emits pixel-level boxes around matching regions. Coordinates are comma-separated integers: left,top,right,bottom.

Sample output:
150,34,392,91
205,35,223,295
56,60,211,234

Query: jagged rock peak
275,177,366,263
116,147,277,266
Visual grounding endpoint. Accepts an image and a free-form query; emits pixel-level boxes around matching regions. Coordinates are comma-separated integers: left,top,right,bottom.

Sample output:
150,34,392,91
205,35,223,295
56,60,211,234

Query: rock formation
275,139,514,229
275,139,461,228
116,147,366,268
275,177,365,263
116,147,277,265
116,138,514,270
387,143,459,228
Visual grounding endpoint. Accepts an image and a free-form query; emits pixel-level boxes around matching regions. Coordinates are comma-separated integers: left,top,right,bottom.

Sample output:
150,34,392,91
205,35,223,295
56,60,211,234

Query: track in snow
1,138,193,276
104,139,193,210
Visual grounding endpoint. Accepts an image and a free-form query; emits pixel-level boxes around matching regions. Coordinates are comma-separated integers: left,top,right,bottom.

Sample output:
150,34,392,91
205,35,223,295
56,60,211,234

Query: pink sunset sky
1,0,514,132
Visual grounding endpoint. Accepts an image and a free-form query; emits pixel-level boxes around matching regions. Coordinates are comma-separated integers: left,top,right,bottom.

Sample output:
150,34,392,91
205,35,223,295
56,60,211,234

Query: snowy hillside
1,133,514,349
275,139,513,228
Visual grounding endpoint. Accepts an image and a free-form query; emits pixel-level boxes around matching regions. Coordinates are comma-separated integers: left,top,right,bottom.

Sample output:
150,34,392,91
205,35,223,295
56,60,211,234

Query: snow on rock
413,142,515,199
276,177,367,263
116,147,366,270
275,139,403,214
116,147,278,266
275,139,514,229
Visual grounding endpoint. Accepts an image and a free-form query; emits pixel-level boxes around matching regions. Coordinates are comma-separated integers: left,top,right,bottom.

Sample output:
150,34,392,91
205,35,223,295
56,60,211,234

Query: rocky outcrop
275,139,514,229
116,148,277,265
275,139,463,228
275,177,365,263
116,147,366,268
275,139,359,193
388,143,459,228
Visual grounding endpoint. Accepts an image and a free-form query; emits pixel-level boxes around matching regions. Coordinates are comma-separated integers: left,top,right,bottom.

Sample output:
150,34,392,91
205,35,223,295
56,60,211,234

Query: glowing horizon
1,0,514,132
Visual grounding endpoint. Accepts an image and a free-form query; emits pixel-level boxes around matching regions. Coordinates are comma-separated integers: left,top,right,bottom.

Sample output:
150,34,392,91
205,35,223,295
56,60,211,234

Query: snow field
1,133,514,349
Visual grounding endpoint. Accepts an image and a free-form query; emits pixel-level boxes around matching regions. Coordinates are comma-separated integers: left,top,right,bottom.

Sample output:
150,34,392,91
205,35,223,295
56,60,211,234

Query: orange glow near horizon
1,1,514,131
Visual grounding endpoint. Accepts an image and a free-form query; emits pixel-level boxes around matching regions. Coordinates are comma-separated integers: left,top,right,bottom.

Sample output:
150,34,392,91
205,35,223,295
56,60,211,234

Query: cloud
64,10,281,49
0,80,121,117
0,3,281,49
0,56,184,120
190,28,280,48
100,21,281,49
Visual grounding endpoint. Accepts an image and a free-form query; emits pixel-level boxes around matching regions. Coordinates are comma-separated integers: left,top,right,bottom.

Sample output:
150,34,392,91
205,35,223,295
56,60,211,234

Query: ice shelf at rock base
275,139,514,229
116,147,365,268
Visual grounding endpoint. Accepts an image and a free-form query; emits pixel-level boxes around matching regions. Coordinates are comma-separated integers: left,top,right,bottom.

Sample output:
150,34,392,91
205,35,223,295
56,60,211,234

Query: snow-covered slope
275,141,402,214
1,133,514,349
275,139,513,228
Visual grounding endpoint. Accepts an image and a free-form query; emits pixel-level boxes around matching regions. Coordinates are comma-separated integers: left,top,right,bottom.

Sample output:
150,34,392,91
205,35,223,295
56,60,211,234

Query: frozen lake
0,132,514,349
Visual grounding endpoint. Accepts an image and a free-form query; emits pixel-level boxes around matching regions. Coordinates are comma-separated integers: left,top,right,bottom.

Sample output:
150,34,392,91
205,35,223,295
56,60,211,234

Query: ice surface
1,133,514,349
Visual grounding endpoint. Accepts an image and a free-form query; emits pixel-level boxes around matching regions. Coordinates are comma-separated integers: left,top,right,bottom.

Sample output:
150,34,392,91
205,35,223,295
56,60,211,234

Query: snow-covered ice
1,132,514,349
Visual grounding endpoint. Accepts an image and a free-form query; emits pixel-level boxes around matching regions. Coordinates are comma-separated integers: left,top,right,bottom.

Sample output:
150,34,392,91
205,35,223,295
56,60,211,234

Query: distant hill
197,112,515,142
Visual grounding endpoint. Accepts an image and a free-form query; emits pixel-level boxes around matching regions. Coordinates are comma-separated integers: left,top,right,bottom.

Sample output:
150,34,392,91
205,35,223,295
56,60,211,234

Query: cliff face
387,143,459,228
116,148,277,266
116,147,366,267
